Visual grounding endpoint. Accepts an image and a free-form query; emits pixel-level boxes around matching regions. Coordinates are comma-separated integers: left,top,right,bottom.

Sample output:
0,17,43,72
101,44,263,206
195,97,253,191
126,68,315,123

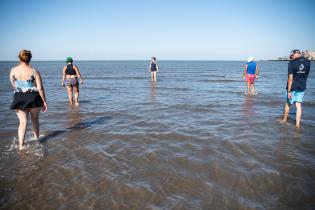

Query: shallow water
0,61,315,209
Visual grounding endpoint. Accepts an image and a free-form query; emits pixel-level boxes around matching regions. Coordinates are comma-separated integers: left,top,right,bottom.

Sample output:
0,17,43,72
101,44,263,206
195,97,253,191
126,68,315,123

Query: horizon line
0,59,280,62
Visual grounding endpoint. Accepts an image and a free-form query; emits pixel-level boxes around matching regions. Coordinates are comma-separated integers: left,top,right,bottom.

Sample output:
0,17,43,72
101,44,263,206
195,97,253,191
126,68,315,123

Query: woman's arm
255,64,259,77
35,70,48,112
156,62,159,72
9,69,16,89
61,66,66,86
74,65,83,84
148,62,152,72
242,64,248,78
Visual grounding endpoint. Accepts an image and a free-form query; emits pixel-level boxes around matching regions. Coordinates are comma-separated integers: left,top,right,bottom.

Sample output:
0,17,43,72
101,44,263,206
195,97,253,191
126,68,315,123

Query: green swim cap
66,57,73,62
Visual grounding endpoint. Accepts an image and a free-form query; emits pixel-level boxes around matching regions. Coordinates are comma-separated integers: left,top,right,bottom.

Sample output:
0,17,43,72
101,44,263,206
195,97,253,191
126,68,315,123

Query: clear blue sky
0,0,314,60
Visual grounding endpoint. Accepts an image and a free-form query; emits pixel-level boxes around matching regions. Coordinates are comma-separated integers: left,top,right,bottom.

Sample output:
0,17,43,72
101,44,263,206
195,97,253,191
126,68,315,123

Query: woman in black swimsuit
61,57,83,105
149,57,159,82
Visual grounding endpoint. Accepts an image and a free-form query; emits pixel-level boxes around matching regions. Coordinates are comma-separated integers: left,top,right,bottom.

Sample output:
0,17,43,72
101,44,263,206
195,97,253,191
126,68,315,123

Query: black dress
10,72,43,110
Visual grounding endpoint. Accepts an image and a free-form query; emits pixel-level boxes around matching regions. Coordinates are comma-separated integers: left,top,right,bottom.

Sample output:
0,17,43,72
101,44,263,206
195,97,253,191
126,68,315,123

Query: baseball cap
66,57,73,62
290,49,301,55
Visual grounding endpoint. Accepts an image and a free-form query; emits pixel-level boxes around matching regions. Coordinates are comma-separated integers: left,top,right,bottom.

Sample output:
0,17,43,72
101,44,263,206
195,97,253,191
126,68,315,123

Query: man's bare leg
279,102,290,124
295,102,302,127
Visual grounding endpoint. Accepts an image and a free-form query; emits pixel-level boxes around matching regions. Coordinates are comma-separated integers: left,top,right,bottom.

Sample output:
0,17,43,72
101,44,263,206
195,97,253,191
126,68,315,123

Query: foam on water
4,135,45,158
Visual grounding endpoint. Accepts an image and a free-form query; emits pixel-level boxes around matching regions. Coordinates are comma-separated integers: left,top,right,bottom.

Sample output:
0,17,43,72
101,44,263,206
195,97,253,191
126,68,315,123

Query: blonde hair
19,50,32,63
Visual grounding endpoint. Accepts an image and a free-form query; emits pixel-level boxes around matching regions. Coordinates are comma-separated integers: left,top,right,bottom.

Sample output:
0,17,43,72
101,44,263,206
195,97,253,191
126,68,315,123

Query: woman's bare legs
151,71,157,82
16,109,29,150
30,107,41,138
74,85,80,105
67,86,73,105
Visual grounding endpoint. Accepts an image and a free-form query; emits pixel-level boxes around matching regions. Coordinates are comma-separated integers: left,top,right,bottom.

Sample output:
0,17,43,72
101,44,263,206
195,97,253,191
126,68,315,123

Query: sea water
0,61,314,209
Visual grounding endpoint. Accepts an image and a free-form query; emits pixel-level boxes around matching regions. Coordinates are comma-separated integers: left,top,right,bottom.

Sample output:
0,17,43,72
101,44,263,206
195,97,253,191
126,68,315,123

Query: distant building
276,50,315,61
303,50,315,60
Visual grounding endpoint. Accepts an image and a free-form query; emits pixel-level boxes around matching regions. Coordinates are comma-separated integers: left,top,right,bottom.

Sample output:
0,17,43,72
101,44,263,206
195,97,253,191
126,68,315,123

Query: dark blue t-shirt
286,57,311,92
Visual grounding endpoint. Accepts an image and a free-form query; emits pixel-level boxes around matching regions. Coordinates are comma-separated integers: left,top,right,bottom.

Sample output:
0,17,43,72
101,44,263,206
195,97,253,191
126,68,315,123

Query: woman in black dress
10,50,48,150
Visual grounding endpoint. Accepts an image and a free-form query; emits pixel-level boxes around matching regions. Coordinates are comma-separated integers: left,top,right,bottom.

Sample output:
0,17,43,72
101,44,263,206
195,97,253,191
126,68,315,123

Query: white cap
248,56,255,62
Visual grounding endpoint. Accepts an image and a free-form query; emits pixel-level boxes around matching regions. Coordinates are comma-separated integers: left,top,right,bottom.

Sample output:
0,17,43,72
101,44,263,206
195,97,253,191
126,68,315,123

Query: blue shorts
285,91,305,105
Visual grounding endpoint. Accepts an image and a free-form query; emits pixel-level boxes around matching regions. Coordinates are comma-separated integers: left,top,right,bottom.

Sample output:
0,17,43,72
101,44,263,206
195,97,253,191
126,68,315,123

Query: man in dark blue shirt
279,49,311,127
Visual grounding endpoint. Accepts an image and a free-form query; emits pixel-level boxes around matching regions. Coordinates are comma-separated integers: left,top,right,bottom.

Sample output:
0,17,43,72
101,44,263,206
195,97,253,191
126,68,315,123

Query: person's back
151,61,157,71
61,57,83,105
287,56,311,92
246,61,257,74
242,57,259,95
9,50,47,150
280,49,311,128
65,64,77,76
12,65,37,92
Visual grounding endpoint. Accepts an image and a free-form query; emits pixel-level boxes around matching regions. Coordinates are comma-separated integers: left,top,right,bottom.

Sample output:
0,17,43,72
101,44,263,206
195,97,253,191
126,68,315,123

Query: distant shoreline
0,59,314,62
268,59,315,61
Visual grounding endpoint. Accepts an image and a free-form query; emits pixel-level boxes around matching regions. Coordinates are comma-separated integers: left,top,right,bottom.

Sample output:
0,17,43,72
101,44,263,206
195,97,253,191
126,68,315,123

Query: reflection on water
150,81,157,103
243,95,254,117
66,106,83,129
0,61,314,209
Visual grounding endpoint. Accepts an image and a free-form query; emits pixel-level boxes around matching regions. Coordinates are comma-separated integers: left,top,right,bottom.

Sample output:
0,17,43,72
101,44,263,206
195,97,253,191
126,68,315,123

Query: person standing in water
279,49,311,128
149,57,159,82
61,57,83,105
9,50,48,150
242,56,259,95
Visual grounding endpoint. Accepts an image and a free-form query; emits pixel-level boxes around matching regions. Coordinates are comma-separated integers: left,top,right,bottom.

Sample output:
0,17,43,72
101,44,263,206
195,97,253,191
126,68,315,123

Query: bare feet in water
19,145,26,151
277,119,288,124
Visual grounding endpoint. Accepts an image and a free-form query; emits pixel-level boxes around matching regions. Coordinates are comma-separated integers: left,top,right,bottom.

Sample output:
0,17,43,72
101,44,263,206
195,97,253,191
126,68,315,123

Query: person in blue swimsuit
148,57,159,82
9,50,48,150
242,56,259,95
61,57,83,105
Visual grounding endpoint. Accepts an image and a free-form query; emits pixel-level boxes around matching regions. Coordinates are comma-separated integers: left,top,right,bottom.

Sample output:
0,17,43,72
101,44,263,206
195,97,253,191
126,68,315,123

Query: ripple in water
0,61,315,209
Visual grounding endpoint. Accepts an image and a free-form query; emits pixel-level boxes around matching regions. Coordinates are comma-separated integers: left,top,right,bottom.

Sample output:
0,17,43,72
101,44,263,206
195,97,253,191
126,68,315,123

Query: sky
0,0,314,61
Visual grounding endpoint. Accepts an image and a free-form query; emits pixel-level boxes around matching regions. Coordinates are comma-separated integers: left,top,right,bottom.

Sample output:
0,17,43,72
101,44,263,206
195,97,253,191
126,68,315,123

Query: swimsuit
10,69,43,110
65,64,78,86
150,62,157,72
65,64,77,75
65,78,78,86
